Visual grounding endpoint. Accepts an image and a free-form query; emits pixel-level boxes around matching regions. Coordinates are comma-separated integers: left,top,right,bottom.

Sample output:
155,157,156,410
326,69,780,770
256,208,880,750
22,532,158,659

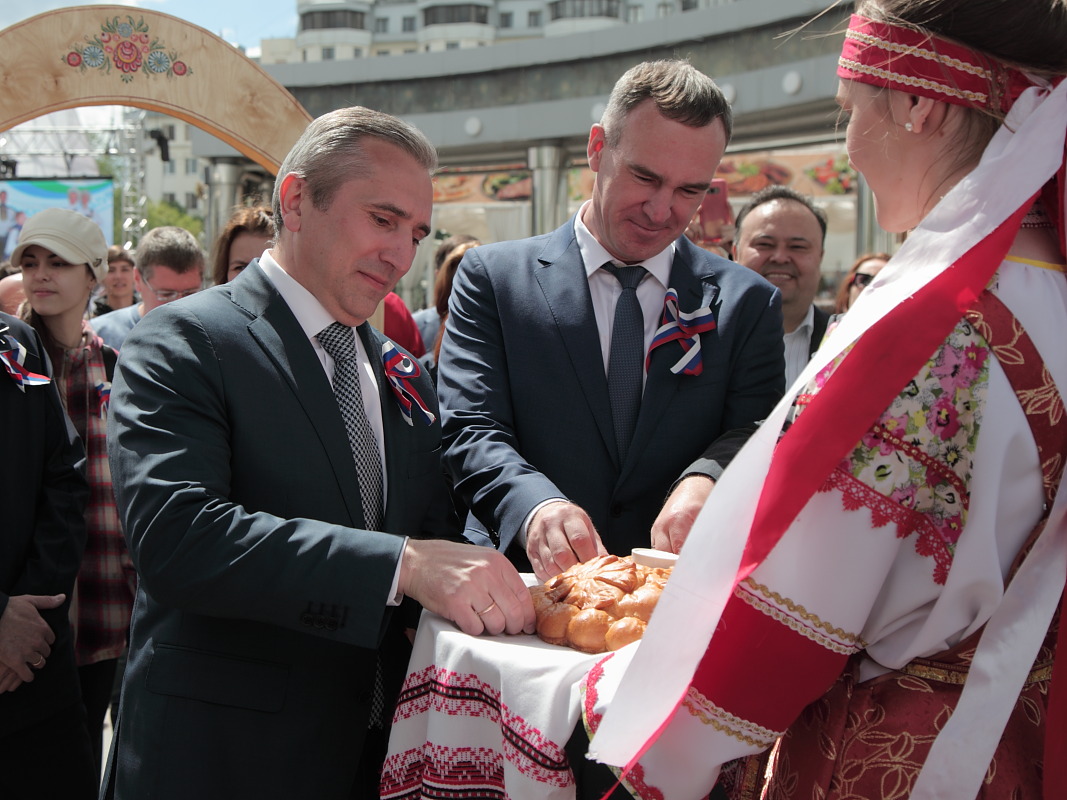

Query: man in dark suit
437,60,785,581
732,186,829,388
0,312,96,798
104,107,534,800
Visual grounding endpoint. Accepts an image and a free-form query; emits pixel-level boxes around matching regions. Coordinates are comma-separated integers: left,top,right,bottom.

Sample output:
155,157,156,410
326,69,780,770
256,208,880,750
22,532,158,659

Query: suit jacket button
610,503,623,518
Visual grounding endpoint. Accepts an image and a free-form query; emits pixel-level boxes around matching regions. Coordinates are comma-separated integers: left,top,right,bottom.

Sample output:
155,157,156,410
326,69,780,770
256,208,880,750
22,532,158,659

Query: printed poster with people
0,177,115,262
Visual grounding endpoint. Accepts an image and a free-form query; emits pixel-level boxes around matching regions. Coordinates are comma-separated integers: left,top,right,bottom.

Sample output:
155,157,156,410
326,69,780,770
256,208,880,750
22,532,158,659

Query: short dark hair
135,226,205,281
600,59,733,147
734,186,827,247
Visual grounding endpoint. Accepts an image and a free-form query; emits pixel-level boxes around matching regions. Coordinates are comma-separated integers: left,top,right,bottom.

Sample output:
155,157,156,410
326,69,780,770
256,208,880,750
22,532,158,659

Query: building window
681,0,698,9
165,161,176,175
322,46,335,59
185,158,198,175
528,9,542,25
446,41,460,49
163,124,176,140
354,47,363,57
403,15,416,31
301,10,366,30
403,47,417,53
422,5,490,25
626,4,643,21
549,0,623,20
377,49,391,56
656,1,673,16
375,17,389,32
162,192,176,205
185,192,198,211
499,11,513,27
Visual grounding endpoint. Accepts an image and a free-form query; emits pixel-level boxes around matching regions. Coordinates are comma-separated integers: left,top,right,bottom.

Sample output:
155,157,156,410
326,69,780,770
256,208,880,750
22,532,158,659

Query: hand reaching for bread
529,554,671,654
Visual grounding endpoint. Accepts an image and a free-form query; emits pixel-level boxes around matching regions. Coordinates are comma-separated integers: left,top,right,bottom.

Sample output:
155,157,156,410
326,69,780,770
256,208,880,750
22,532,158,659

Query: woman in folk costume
583,1,1067,798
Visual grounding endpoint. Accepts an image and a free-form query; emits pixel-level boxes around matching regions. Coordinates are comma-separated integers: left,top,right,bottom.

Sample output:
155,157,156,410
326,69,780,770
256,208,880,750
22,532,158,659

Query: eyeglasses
143,277,201,303
851,272,877,289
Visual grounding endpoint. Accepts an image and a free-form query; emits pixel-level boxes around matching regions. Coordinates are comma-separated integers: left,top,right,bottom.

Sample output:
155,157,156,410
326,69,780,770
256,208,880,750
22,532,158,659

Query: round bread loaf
531,554,671,654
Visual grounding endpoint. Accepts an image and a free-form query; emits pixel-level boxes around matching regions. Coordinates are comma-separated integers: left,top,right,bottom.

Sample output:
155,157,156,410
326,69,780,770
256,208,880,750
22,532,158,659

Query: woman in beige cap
12,208,135,776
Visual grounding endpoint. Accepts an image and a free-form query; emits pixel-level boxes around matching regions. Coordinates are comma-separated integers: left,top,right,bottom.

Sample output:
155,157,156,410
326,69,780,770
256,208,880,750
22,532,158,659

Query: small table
381,604,602,800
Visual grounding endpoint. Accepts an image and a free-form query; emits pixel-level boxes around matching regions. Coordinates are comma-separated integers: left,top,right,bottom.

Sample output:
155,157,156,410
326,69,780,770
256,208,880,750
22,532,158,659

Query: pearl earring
905,122,914,132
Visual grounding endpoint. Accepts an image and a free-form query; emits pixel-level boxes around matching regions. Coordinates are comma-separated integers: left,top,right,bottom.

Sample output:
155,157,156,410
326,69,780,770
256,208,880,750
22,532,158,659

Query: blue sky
1,0,300,56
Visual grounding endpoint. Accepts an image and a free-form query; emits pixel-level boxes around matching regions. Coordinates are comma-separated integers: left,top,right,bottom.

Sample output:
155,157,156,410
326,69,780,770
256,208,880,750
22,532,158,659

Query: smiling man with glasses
93,226,204,349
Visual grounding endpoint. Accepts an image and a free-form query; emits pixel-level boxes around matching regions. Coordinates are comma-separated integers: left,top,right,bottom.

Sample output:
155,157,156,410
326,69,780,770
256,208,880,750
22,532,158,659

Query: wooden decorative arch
0,5,312,173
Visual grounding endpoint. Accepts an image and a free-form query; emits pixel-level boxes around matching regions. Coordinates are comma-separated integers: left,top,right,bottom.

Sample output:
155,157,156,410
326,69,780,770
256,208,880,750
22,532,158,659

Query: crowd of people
2,0,1065,798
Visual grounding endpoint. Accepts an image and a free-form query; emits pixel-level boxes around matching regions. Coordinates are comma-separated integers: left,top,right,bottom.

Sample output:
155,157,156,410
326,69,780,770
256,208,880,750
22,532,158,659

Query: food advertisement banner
433,169,532,204
431,145,855,209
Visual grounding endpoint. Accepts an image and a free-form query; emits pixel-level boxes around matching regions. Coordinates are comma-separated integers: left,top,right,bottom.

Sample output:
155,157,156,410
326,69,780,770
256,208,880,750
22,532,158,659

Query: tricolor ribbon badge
96,381,111,419
381,341,436,426
0,333,52,392
646,288,716,376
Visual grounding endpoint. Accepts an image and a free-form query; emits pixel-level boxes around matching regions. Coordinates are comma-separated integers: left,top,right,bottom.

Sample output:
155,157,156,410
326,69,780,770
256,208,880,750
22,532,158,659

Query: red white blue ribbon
97,381,111,419
0,333,51,392
645,289,716,376
381,341,436,426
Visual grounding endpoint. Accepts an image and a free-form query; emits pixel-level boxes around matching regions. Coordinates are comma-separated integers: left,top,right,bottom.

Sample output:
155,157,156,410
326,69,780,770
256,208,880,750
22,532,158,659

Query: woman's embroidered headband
837,13,1035,113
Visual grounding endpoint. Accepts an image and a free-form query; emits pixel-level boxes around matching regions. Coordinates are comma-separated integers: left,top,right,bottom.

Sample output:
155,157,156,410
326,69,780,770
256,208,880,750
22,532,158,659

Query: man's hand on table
651,475,715,553
527,501,608,582
400,539,536,637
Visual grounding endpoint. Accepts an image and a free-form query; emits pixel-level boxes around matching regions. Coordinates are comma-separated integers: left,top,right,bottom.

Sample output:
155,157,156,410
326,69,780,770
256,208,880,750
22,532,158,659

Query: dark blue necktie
603,263,647,462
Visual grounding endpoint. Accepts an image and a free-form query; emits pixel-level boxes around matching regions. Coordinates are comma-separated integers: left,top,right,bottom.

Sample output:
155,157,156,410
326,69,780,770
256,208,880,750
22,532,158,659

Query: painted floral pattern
63,15,190,83
792,318,990,583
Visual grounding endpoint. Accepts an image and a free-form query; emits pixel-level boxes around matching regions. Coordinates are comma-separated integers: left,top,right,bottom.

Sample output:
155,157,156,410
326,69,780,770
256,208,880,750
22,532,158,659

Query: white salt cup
631,548,679,569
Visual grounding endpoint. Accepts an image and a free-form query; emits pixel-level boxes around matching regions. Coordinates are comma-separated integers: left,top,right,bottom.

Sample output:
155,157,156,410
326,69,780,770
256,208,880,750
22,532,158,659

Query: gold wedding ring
475,602,497,617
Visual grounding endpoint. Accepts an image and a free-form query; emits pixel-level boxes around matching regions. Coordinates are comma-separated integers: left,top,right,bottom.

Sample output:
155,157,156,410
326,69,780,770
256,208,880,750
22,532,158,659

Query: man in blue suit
104,107,534,800
438,60,785,582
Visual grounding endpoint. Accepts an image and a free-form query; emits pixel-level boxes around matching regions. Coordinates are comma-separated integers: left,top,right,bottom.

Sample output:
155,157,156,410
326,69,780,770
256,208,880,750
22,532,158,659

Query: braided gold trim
683,688,781,748
845,27,992,80
839,57,988,105
739,578,866,654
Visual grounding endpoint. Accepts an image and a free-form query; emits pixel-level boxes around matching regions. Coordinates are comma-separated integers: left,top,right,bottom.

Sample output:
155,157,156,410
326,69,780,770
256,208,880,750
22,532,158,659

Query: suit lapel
622,241,721,481
236,264,367,528
534,223,618,463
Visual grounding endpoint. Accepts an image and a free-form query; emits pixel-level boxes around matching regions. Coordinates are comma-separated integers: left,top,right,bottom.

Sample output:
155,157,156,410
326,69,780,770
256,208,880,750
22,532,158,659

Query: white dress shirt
521,206,678,544
574,201,675,386
783,303,816,389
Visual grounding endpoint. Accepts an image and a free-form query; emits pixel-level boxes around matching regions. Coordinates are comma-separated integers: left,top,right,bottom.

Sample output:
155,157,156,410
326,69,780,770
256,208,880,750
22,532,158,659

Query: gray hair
271,106,439,233
600,59,733,147
135,225,205,281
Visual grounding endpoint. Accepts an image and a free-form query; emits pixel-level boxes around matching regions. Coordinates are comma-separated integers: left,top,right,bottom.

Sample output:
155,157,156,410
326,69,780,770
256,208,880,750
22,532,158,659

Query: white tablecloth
381,601,601,800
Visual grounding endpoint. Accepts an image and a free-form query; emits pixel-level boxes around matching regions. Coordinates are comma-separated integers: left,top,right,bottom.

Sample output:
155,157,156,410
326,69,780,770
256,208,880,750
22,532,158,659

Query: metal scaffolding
0,107,149,248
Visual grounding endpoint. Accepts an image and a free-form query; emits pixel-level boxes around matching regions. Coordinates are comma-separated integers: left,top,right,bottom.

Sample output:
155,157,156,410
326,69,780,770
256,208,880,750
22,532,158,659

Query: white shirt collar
573,201,675,286
791,303,816,336
257,249,337,343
